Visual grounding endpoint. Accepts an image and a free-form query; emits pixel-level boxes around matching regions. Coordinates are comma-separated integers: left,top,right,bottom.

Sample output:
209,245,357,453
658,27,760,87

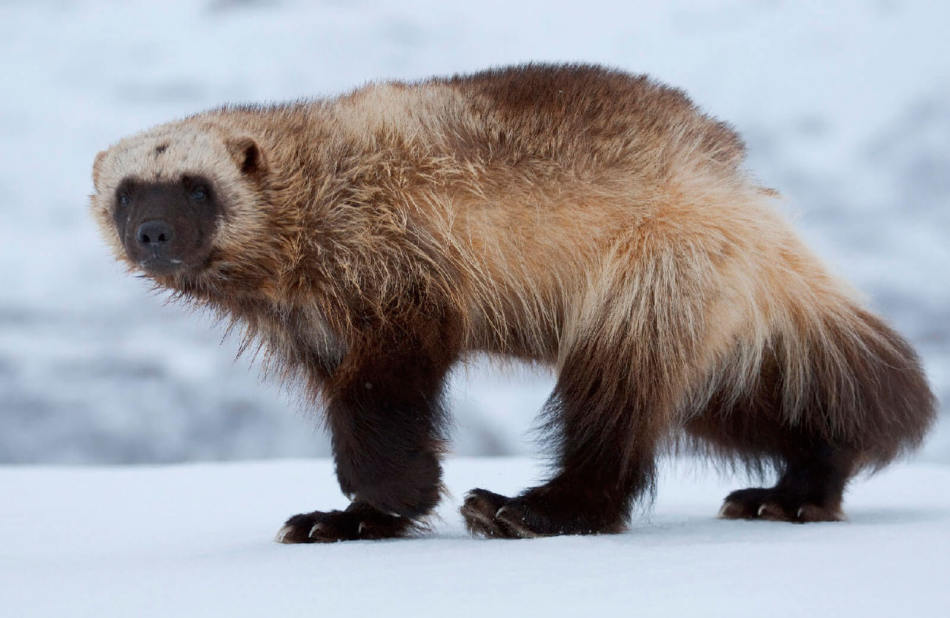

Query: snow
1,457,948,617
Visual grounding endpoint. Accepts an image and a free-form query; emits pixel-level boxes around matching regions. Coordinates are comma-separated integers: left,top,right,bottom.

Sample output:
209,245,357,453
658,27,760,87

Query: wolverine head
90,120,266,282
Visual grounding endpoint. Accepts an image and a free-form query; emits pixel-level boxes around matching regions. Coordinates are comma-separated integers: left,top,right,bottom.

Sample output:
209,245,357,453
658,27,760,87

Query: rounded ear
226,137,266,178
92,150,107,190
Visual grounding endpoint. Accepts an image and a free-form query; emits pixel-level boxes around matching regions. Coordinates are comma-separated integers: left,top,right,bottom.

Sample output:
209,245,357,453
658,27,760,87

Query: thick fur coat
91,64,935,540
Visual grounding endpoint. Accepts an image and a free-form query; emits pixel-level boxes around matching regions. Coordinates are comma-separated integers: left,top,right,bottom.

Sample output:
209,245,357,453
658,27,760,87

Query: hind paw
275,503,415,543
718,488,844,523
460,489,537,538
461,487,624,538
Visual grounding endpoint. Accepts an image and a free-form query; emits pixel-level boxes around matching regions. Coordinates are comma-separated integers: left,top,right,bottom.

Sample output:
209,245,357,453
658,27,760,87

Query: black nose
136,220,174,249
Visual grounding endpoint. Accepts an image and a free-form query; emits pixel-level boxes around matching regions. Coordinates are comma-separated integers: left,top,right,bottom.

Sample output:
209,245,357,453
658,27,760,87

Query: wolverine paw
276,503,416,543
718,488,844,523
461,487,623,538
461,489,537,539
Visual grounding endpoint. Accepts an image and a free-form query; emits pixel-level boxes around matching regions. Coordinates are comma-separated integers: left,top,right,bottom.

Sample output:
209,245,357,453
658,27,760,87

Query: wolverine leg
461,341,667,538
278,317,458,543
718,441,854,523
687,394,857,523
462,439,655,538
463,234,708,538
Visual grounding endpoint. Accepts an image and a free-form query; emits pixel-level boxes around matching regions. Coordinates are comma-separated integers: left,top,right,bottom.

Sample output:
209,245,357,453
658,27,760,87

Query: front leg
278,323,457,543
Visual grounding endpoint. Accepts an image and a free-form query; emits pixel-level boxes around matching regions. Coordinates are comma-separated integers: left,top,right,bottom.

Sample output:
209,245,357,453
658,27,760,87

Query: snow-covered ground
0,0,947,464
2,457,948,617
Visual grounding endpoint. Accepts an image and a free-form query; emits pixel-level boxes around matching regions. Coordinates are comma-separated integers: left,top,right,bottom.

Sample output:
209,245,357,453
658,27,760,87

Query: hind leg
460,335,665,537
719,440,855,522
460,313,677,538
460,356,660,538
461,235,711,538
687,405,857,523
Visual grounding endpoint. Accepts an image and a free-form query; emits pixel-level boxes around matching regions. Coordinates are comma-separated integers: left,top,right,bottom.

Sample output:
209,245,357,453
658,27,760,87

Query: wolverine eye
189,186,209,202
118,192,130,207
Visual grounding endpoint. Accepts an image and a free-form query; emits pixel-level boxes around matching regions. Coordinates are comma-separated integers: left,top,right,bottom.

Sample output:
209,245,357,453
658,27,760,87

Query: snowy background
0,0,948,465
1,3,949,616
4,457,950,617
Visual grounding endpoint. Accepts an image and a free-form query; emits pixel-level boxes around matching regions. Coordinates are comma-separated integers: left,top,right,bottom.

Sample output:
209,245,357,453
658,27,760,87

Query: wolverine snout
113,175,220,276
136,219,175,251
133,219,181,273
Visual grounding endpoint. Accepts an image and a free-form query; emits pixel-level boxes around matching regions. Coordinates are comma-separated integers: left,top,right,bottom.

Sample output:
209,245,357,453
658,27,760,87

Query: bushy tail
673,183,935,474
782,301,936,471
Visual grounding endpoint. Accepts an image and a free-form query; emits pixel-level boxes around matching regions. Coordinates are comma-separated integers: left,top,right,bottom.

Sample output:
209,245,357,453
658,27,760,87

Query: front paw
276,503,416,543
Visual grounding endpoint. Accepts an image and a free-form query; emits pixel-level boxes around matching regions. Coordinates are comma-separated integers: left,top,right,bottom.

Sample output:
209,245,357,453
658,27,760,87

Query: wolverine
91,64,935,541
